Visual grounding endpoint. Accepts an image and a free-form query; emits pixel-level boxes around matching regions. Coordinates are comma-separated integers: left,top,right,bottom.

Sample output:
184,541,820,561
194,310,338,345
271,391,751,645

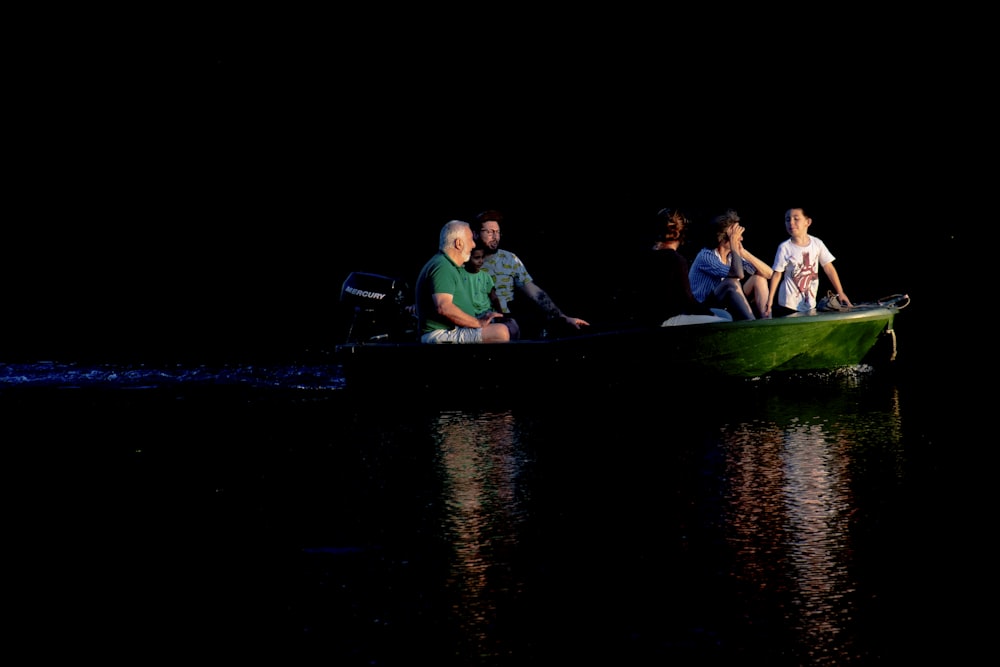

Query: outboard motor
339,272,414,343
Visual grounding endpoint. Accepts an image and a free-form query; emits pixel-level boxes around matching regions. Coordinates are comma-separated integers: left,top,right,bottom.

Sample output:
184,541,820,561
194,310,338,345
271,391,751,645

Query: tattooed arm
521,281,590,329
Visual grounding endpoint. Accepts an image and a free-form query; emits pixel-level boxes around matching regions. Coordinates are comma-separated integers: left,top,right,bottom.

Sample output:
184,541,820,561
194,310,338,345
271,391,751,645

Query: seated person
415,220,510,344
631,207,732,327
688,209,773,320
767,206,851,317
466,246,519,340
472,209,588,338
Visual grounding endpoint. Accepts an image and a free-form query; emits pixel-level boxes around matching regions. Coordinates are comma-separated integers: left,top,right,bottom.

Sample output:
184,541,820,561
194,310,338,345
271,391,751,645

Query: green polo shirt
415,251,476,333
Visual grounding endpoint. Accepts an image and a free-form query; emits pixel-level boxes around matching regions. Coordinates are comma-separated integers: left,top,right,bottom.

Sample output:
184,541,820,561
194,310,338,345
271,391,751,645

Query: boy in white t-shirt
766,207,852,317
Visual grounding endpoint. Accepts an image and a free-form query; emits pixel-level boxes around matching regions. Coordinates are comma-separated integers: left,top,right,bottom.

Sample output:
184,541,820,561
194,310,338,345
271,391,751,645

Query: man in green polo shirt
415,219,511,344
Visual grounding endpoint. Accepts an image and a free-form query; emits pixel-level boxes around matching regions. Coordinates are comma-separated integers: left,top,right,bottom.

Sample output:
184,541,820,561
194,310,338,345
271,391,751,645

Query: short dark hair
473,209,503,232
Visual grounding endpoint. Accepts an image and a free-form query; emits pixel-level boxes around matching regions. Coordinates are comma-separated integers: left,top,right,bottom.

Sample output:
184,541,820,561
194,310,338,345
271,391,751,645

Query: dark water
4,334,982,664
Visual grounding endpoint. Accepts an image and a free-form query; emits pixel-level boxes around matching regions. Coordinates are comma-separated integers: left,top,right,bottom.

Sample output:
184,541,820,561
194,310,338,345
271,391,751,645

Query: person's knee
714,279,755,320
715,279,743,299
747,274,768,293
484,323,511,343
503,318,520,340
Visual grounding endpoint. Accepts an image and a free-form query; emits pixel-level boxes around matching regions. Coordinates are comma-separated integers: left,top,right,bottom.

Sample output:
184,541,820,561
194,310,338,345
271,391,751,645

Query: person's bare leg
744,275,769,319
715,279,755,320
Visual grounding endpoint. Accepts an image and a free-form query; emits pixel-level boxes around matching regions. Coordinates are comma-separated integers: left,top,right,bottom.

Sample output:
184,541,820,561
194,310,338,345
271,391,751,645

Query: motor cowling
339,272,414,343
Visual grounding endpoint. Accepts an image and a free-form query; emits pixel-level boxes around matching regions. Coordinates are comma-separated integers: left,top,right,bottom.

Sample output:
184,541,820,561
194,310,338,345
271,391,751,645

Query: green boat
334,272,910,393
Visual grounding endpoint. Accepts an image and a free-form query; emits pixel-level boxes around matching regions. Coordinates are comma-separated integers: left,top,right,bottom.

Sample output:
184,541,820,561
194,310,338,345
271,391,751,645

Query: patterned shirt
480,249,532,314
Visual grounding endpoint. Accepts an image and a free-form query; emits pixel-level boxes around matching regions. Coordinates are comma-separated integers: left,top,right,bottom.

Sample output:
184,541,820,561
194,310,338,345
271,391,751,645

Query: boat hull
335,304,902,394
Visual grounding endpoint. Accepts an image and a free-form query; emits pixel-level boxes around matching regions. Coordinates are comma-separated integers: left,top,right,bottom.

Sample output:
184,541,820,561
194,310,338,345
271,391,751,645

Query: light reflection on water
415,373,919,665
705,380,909,664
433,410,532,663
7,360,957,663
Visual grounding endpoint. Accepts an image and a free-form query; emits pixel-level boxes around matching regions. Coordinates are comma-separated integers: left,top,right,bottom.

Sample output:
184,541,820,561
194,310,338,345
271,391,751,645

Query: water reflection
432,409,531,663
718,381,906,663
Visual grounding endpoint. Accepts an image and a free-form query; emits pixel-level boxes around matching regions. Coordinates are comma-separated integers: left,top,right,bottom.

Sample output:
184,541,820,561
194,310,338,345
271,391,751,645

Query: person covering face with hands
689,209,773,320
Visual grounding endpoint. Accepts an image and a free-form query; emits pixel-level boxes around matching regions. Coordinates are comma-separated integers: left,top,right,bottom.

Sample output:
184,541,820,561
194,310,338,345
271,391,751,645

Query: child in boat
766,207,852,317
466,246,520,339
466,247,502,318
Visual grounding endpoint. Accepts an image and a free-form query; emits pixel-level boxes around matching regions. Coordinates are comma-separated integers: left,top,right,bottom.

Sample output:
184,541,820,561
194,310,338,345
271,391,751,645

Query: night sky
9,19,975,362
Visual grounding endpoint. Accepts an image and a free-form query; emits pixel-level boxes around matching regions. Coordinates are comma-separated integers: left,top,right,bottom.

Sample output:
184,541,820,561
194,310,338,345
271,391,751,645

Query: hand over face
729,224,745,244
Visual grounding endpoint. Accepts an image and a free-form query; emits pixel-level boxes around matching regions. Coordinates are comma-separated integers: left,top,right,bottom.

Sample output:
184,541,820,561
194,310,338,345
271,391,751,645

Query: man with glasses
472,209,589,338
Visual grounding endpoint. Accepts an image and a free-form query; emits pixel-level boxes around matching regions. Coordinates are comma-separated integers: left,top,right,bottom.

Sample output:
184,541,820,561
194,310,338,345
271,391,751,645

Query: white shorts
421,327,484,344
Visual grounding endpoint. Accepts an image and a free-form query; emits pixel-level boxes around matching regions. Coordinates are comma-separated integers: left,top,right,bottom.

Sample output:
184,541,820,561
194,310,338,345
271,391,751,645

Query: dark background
8,15,980,363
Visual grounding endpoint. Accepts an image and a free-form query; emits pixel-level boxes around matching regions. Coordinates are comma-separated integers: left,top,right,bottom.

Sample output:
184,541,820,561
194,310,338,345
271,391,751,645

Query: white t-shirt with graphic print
771,235,835,312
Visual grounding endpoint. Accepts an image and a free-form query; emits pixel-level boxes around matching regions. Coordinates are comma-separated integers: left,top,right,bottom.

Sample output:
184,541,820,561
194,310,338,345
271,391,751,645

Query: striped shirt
688,248,756,304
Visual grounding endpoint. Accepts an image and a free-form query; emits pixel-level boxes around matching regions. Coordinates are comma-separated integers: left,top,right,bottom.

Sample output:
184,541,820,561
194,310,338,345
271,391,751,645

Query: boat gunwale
335,304,901,352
